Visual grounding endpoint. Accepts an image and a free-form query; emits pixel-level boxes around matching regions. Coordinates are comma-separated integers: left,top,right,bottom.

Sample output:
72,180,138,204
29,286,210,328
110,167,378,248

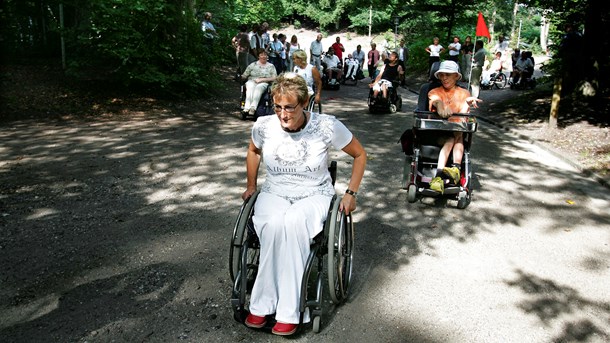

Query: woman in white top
242,72,366,336
291,49,322,111
425,37,445,71
286,35,300,74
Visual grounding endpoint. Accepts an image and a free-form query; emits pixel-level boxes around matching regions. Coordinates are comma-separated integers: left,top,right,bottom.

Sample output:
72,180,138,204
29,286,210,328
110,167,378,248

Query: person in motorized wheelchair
342,53,361,85
510,51,535,89
426,61,480,194
240,72,366,336
367,51,403,113
291,49,323,112
241,50,277,119
321,48,343,89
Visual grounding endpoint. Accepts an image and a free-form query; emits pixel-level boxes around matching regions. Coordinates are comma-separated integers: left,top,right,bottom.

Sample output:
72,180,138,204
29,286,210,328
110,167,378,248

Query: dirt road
1,77,609,342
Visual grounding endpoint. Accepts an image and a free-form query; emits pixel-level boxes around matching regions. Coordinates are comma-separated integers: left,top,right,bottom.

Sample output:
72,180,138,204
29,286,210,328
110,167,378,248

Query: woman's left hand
339,193,356,214
466,97,482,108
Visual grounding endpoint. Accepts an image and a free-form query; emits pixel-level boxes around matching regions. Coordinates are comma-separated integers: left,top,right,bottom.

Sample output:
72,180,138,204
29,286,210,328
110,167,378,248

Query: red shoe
272,322,298,336
245,313,267,329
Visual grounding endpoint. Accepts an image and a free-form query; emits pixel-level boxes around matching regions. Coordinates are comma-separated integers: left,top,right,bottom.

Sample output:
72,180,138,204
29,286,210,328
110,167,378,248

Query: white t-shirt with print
252,112,353,203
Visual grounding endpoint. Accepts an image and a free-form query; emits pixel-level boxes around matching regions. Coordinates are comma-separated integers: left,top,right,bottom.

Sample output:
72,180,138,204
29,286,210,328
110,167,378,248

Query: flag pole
468,36,475,93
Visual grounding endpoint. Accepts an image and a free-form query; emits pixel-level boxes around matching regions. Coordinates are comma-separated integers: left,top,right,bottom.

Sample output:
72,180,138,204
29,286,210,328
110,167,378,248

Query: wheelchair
306,94,322,113
240,81,275,120
481,70,508,90
229,161,354,334
509,72,536,90
367,80,402,114
342,59,363,86
321,62,342,90
401,110,477,209
400,65,476,209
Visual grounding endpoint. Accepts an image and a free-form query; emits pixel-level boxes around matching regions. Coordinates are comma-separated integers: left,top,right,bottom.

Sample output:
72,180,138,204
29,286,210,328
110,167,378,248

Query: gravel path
1,70,609,342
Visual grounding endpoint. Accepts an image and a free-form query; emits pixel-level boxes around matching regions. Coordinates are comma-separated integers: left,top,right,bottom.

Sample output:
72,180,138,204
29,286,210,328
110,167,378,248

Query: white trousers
249,192,332,324
244,81,268,111
345,63,358,78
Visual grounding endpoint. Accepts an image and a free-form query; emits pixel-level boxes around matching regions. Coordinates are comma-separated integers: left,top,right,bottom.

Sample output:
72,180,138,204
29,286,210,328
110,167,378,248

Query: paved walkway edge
477,115,610,190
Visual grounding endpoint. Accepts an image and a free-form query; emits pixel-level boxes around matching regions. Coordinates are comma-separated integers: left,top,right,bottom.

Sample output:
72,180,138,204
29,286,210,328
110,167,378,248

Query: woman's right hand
242,186,257,201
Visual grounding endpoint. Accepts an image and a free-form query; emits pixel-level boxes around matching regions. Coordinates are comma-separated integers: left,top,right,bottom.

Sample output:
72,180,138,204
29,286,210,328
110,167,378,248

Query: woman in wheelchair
241,50,278,116
428,61,480,194
241,72,366,335
369,51,403,103
291,49,322,111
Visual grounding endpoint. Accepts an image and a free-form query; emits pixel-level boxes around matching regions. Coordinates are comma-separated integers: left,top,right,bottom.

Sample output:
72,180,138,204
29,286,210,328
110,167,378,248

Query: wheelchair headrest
429,61,441,81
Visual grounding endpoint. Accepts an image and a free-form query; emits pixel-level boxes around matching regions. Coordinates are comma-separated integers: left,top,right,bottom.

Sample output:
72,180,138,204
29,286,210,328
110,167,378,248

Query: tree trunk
489,8,496,38
510,1,519,45
549,77,561,129
540,15,550,55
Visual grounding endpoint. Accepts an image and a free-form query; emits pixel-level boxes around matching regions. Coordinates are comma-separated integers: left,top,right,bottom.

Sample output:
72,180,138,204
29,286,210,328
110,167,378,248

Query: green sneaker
443,166,460,185
429,176,444,194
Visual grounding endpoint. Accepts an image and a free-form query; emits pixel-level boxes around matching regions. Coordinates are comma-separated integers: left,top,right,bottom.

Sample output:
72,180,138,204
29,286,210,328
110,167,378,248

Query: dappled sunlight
506,269,610,341
0,293,60,330
1,75,608,342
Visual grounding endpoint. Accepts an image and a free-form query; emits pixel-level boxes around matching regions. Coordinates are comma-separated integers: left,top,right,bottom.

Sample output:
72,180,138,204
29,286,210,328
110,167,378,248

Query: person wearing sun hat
427,60,481,194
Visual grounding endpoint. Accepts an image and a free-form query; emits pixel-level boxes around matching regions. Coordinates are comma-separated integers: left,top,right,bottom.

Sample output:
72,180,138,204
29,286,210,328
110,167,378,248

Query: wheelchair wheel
407,184,417,203
457,190,470,209
312,315,321,333
494,73,507,89
307,96,322,113
230,191,259,282
326,195,354,304
389,104,397,113
236,226,260,304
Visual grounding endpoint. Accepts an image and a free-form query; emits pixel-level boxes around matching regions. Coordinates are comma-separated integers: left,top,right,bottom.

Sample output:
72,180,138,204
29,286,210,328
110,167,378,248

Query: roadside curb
477,115,610,190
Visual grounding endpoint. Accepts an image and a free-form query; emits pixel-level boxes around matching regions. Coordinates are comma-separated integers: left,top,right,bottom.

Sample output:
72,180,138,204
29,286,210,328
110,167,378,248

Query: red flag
476,12,491,42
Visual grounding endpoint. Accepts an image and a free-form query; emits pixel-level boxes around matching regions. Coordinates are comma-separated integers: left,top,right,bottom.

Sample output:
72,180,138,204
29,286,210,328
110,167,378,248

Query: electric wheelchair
321,59,342,90
401,111,477,209
400,62,477,209
367,80,402,114
229,161,354,333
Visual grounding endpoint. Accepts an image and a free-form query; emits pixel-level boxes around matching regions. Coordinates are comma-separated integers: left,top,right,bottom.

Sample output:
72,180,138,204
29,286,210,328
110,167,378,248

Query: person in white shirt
447,36,461,63
352,45,365,70
322,48,342,83
494,35,509,65
344,54,360,80
309,34,323,70
201,12,217,38
482,52,503,85
512,51,534,85
425,37,445,71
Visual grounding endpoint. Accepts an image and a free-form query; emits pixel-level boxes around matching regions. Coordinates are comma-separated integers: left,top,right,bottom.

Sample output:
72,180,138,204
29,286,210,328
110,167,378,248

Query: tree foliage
1,0,607,98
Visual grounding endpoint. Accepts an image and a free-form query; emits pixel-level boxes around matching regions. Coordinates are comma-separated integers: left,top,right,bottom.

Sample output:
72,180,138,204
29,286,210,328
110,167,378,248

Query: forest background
1,0,607,103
